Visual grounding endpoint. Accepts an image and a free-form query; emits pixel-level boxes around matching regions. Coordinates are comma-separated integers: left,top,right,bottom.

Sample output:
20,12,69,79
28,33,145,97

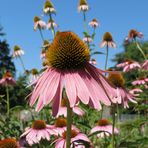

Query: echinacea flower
78,0,89,12
51,117,79,136
89,19,99,28
55,129,92,148
89,59,97,65
34,16,46,31
56,98,85,117
83,35,93,43
90,119,119,138
41,40,50,59
142,60,148,70
0,71,16,86
12,45,24,58
116,60,141,72
43,0,56,14
132,77,148,86
100,32,116,48
30,31,117,116
0,138,20,148
29,68,40,84
47,19,58,30
20,120,55,146
128,29,143,40
108,73,136,108
129,88,143,96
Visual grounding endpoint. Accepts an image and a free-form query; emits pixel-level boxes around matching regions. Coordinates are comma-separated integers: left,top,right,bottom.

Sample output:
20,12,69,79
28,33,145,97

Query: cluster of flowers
0,0,147,147
0,118,118,147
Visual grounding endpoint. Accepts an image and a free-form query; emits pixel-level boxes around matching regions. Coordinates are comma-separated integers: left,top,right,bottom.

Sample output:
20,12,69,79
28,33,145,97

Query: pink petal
64,72,77,107
72,72,90,105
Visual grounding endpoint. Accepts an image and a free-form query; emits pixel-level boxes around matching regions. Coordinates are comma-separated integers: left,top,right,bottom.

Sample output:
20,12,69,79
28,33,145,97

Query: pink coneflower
56,98,85,117
128,29,143,40
116,60,141,72
83,35,93,43
29,68,40,84
13,45,24,58
90,119,119,138
34,16,46,31
108,73,136,108
78,0,89,12
89,59,97,65
132,77,148,86
40,40,50,59
43,0,56,14
0,71,16,86
100,32,116,48
21,120,55,146
89,19,99,28
0,138,20,148
129,88,143,96
51,117,79,136
30,31,117,116
47,19,58,30
142,60,148,70
55,129,92,148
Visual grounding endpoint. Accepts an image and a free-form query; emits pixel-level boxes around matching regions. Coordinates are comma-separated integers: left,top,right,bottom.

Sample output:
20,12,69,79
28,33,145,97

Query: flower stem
39,29,45,42
135,41,146,60
112,106,116,148
105,45,109,73
83,11,88,34
100,45,109,119
49,13,55,38
18,56,26,72
66,99,72,148
6,85,10,116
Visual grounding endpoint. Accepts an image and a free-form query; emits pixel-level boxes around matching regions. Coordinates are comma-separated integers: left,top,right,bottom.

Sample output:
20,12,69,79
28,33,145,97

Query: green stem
135,41,146,60
116,104,120,124
66,99,72,148
39,29,44,42
100,45,109,119
105,45,109,74
112,106,116,148
6,85,10,116
49,13,55,38
18,56,26,72
83,11,88,34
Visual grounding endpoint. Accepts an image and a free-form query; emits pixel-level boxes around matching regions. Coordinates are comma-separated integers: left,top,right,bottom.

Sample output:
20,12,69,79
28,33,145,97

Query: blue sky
0,0,148,76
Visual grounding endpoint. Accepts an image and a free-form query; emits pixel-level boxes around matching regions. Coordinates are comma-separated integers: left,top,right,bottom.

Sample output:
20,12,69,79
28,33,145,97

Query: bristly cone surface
45,31,90,70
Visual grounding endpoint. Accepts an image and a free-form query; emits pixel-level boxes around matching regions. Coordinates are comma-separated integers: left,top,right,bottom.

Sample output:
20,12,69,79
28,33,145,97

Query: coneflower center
97,119,110,126
79,0,88,5
129,29,138,38
103,32,113,42
62,129,78,139
34,16,41,23
108,73,125,87
31,69,39,75
13,45,21,52
45,31,90,70
3,72,12,78
0,138,18,148
55,117,67,127
44,0,54,9
32,120,46,129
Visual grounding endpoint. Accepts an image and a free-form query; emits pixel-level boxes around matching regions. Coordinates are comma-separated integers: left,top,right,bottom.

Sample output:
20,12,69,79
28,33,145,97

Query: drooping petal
64,72,77,107
72,72,90,105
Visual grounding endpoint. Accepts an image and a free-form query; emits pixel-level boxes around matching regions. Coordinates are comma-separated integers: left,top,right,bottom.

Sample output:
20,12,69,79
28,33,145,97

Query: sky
0,0,148,76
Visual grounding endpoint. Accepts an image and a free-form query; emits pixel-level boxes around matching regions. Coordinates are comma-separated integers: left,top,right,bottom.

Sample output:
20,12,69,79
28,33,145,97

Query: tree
0,26,15,78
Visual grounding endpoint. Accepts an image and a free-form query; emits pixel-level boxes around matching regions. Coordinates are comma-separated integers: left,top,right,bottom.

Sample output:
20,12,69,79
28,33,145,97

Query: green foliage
0,74,31,113
113,41,148,64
